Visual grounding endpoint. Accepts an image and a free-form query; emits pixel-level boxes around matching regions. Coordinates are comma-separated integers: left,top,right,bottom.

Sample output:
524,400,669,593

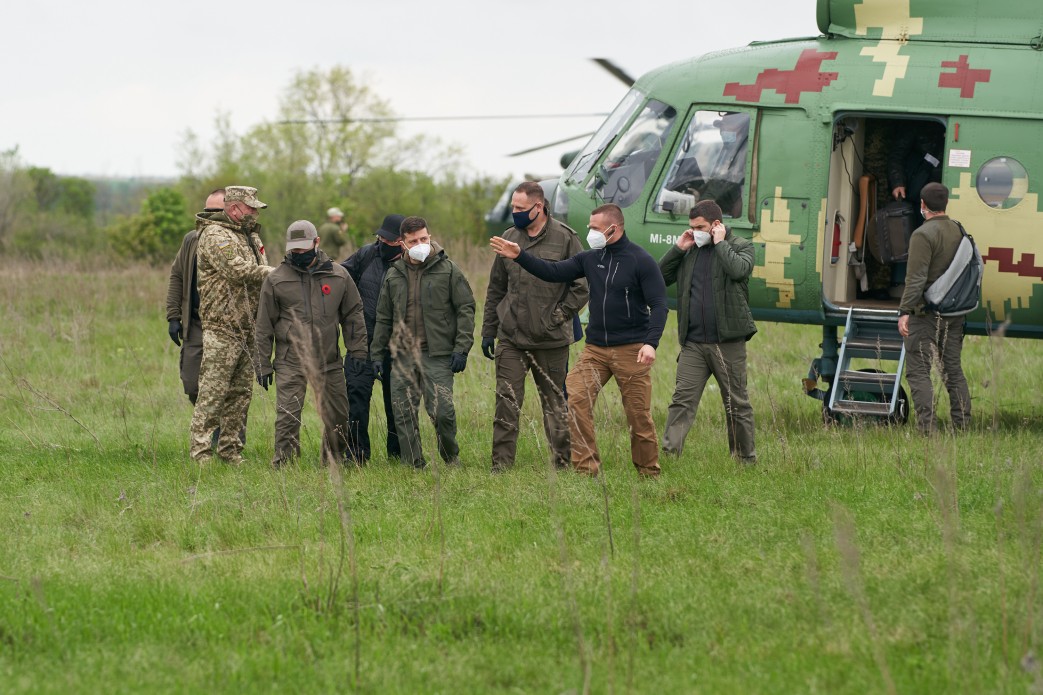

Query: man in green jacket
255,220,368,466
370,216,475,469
481,181,588,473
166,188,225,405
897,182,971,435
190,185,273,464
658,200,757,463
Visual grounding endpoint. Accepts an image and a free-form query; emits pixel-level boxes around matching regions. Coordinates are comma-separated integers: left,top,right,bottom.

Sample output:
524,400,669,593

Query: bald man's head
204,188,225,211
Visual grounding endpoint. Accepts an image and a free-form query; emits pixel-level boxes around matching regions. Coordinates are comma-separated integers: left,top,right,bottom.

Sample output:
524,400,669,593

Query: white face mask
586,225,612,250
693,230,712,247
920,207,928,219
407,242,431,263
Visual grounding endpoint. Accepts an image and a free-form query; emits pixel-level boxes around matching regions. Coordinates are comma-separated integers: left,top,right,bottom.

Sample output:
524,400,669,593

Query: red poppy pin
322,284,331,295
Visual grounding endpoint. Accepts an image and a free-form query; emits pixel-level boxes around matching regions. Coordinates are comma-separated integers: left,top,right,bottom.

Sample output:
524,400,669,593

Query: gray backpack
924,221,983,317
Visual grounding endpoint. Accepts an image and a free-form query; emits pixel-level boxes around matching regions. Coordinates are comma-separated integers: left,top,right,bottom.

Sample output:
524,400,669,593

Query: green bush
107,188,194,263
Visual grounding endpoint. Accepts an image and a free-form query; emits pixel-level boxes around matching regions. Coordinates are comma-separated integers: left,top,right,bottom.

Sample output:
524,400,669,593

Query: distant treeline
0,66,508,263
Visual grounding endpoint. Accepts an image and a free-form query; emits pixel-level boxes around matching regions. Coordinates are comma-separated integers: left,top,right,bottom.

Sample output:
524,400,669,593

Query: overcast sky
0,0,817,182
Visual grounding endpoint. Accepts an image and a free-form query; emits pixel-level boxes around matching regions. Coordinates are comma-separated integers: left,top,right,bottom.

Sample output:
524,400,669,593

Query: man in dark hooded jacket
340,214,405,462
255,220,368,466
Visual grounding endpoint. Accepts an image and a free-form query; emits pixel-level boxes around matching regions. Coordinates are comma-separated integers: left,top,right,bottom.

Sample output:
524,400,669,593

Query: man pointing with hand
490,203,667,478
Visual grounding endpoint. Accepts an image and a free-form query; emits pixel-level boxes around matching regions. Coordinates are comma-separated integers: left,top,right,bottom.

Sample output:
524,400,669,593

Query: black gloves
168,320,182,346
372,361,385,382
450,352,467,373
257,372,273,390
481,337,495,360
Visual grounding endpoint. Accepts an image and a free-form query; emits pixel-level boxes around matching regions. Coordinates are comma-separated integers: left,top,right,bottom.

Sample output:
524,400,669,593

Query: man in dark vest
341,214,405,462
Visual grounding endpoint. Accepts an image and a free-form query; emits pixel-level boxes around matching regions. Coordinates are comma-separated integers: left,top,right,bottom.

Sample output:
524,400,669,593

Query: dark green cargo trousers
390,352,459,468
491,341,570,471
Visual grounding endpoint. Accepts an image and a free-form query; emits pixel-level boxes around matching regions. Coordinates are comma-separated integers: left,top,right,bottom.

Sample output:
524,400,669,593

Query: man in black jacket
340,214,405,462
490,204,667,477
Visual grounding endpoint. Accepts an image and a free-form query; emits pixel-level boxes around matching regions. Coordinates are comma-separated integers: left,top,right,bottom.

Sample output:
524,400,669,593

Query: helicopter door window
655,111,750,219
586,99,677,209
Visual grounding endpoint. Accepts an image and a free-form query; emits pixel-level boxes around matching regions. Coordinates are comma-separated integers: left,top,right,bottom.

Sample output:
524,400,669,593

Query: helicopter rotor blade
591,58,636,87
280,113,607,125
507,133,595,158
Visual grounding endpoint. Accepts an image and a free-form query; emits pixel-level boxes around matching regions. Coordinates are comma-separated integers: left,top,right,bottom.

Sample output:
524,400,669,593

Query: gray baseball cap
286,220,318,251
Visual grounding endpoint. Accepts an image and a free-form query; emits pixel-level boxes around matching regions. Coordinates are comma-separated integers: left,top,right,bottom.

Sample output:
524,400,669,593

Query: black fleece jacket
515,233,667,348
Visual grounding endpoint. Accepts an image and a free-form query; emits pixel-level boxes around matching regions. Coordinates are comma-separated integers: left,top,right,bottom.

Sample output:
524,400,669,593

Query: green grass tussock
1,257,1042,693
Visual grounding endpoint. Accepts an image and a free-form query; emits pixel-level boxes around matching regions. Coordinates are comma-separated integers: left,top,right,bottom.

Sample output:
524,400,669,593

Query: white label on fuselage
948,149,972,167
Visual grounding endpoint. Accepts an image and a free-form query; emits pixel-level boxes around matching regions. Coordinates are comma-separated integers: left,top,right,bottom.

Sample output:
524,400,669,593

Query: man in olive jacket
482,182,588,473
370,216,475,469
166,188,224,405
255,220,368,466
898,182,971,435
658,200,757,462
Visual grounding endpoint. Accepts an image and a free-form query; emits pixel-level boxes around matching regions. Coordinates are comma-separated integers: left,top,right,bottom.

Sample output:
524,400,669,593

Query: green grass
1,258,1041,693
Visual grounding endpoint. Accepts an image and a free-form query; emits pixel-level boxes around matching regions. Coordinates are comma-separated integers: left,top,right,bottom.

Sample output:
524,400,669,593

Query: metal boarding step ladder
827,307,908,420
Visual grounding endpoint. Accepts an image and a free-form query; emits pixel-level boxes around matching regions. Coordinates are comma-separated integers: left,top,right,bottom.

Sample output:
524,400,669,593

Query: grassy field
1,254,1041,694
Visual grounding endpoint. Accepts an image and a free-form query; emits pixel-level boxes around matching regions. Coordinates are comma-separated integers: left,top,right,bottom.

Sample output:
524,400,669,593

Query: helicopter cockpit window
586,99,677,209
565,89,643,185
654,111,750,219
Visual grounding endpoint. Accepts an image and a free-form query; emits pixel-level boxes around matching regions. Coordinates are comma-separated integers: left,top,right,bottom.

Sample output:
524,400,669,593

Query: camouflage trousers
190,330,255,461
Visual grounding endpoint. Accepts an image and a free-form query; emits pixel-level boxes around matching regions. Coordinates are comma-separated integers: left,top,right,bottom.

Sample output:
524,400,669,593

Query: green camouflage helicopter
547,0,1043,423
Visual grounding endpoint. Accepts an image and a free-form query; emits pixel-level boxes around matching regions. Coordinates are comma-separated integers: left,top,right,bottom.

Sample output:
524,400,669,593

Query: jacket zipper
625,287,631,318
601,251,610,344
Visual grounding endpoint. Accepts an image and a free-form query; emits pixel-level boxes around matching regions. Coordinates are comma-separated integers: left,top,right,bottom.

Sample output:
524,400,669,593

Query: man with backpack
898,182,973,435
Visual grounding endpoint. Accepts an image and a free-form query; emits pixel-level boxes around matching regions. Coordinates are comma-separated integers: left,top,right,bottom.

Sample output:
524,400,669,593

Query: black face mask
379,242,401,262
288,248,317,268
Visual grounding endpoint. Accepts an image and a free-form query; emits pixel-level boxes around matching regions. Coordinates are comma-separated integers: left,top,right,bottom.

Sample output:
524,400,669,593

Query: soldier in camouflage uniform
189,185,273,463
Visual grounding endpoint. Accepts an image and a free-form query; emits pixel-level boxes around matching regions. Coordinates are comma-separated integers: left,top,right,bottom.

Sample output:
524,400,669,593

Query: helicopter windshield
655,111,750,219
587,99,677,209
564,89,643,185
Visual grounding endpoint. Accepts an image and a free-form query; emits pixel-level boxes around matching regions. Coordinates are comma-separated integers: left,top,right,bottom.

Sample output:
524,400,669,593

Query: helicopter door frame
822,111,949,312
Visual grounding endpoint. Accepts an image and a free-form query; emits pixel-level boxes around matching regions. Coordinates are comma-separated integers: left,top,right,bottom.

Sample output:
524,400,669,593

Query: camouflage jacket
195,211,272,339
255,250,367,375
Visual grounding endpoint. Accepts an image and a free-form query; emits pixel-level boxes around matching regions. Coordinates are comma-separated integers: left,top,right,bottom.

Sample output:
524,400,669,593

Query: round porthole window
975,157,1028,209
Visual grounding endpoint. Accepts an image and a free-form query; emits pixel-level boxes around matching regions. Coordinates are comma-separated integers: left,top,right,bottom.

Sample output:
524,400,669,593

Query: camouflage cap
224,185,268,209
286,220,319,251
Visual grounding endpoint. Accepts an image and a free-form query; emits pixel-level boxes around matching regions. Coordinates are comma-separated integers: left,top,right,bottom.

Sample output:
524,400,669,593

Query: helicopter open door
822,114,947,313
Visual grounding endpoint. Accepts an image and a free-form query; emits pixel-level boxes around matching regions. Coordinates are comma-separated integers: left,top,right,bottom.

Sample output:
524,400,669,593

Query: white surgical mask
586,225,612,250
693,230,712,247
408,242,431,263
920,207,928,219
